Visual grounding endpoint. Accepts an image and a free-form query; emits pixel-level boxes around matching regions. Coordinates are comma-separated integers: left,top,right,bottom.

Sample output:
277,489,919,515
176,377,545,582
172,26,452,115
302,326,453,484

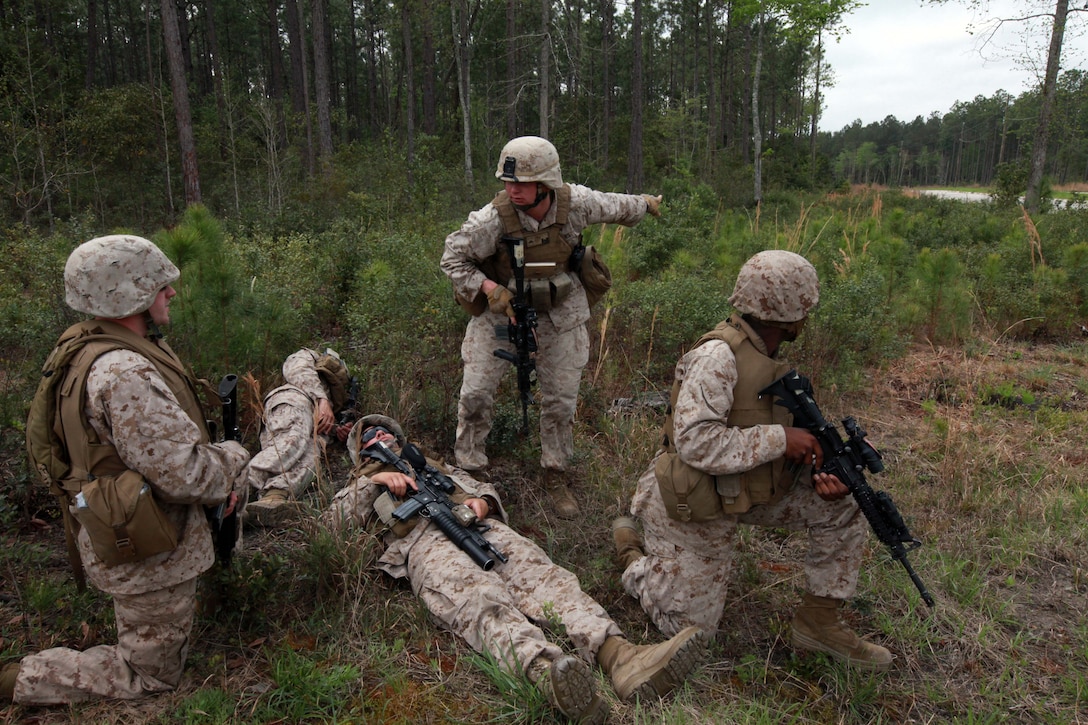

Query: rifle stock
759,370,935,608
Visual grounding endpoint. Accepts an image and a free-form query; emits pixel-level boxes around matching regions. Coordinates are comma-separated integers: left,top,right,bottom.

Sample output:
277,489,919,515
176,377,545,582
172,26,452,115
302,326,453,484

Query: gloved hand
642,194,663,217
487,285,516,317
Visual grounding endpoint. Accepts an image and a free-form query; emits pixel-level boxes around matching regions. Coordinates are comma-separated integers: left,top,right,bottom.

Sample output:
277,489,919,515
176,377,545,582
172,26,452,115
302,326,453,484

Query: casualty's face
147,285,177,325
361,426,397,451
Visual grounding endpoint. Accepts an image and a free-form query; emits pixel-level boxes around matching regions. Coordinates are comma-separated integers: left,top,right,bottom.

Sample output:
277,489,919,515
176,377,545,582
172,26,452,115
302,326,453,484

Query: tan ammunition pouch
654,315,793,521
457,186,582,314
69,470,178,566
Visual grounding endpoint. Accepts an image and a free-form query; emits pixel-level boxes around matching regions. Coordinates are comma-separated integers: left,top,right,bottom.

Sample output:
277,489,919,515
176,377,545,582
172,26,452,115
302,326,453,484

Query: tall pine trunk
626,0,643,192
452,0,473,189
161,0,201,205
312,0,334,164
1024,0,1068,213
538,0,550,138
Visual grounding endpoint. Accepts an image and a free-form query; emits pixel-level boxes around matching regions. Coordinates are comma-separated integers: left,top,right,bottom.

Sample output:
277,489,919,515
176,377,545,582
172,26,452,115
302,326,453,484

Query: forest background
2,0,1088,723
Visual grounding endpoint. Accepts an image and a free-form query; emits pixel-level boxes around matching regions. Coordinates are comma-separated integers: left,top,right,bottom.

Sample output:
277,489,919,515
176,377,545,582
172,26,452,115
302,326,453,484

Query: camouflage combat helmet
729,250,819,323
347,414,408,466
495,136,563,189
64,235,180,318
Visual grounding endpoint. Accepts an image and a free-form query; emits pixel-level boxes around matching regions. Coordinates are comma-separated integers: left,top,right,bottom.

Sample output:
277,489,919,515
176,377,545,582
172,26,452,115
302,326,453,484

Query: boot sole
547,656,610,724
791,629,892,671
623,626,710,702
244,501,302,527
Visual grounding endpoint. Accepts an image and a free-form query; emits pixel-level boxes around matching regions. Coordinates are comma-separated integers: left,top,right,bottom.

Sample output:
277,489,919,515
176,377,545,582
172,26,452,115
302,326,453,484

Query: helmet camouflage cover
729,250,819,323
64,235,180,318
495,136,563,189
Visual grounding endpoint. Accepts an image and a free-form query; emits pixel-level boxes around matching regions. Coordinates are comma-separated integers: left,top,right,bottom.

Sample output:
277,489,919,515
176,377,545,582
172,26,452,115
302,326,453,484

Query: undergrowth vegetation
1,185,1087,723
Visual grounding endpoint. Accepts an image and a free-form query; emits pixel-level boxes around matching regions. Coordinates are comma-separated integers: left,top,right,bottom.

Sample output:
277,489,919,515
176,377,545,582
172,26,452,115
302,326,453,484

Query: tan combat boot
612,517,645,571
244,489,296,527
791,593,893,671
596,625,708,701
1,662,20,702
543,470,579,520
528,655,609,724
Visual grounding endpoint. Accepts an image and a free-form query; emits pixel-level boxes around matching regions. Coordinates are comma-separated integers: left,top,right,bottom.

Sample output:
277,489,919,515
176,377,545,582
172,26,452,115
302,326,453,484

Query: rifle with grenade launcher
362,438,508,571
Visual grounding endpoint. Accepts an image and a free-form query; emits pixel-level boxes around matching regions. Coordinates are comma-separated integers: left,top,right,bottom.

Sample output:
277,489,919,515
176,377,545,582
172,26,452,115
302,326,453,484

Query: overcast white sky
819,0,1088,131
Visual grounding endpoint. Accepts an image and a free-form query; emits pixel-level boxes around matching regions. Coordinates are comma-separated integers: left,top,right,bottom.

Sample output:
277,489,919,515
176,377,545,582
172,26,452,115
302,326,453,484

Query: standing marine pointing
441,136,662,518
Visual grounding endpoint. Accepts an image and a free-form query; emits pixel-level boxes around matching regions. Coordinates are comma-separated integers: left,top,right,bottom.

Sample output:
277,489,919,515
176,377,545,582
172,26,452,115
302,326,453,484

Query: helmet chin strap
144,312,164,339
513,185,552,213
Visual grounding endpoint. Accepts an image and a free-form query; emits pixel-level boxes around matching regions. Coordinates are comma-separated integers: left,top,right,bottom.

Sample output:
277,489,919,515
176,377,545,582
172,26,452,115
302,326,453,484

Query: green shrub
796,261,905,385
609,269,733,384
908,247,973,344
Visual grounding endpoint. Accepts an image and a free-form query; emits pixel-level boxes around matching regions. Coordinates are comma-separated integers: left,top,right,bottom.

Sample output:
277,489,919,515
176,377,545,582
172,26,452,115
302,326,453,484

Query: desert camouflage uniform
325,459,624,672
15,348,249,704
622,339,867,637
244,349,333,499
442,185,650,471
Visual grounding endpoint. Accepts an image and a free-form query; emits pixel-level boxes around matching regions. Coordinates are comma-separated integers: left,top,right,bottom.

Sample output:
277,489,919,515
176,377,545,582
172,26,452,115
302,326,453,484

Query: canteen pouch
70,470,178,566
576,245,612,308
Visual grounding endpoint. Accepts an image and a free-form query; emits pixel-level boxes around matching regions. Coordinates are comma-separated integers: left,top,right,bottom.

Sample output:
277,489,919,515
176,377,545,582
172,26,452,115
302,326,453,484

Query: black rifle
337,376,361,427
759,370,935,608
362,440,508,571
493,235,538,435
209,374,240,564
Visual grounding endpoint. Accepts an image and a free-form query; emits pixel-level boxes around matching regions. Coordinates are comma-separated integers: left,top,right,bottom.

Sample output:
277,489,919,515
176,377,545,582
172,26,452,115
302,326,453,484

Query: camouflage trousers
455,311,589,471
14,578,198,705
622,464,867,637
403,518,622,673
247,389,320,498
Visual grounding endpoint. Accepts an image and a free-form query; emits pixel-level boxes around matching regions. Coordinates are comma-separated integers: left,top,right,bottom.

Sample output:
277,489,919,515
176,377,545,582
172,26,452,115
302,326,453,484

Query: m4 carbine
363,440,508,571
493,235,538,435
760,370,935,608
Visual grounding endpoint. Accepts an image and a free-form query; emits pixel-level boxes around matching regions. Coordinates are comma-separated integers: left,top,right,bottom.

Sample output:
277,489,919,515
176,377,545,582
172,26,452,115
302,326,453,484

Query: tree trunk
285,0,307,115
1024,0,1068,213
345,0,360,139
538,0,550,138
626,0,643,192
312,0,334,163
203,0,229,160
452,0,473,189
364,0,381,134
402,0,416,184
266,0,288,145
161,0,201,205
752,10,763,205
421,0,437,134
86,0,98,88
809,27,822,176
599,0,612,169
505,0,517,138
